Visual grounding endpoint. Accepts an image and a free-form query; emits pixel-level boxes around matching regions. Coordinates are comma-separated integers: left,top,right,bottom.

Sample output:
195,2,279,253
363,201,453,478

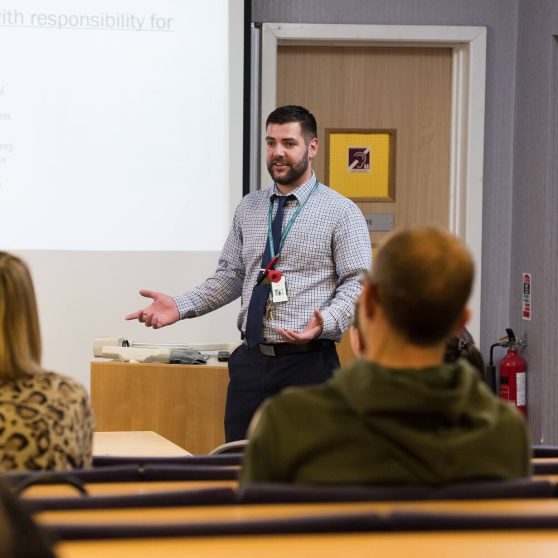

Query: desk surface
55,530,558,558
93,431,192,457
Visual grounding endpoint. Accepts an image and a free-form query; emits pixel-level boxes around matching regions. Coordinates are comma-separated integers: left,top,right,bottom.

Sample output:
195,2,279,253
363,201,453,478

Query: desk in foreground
90,361,229,455
55,530,558,558
49,499,558,558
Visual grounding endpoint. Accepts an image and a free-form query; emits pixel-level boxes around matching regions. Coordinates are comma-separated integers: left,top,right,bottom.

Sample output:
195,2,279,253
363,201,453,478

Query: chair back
389,510,558,531
532,445,558,457
209,440,248,455
47,512,386,540
25,487,236,511
3,466,141,492
142,464,239,481
93,454,242,467
239,478,554,504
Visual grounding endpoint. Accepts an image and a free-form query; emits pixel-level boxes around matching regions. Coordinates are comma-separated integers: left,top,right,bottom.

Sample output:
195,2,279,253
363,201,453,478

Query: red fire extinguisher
499,338,527,415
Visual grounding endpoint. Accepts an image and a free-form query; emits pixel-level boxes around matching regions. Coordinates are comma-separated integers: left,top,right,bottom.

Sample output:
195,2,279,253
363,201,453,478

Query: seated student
241,228,530,485
0,252,94,471
444,328,486,380
353,306,487,380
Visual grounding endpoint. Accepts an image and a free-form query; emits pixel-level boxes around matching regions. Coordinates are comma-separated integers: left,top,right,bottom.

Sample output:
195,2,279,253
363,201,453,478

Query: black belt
243,339,335,357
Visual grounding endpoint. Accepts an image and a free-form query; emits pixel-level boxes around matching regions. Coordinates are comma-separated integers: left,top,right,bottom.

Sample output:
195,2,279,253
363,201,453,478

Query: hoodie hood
331,359,493,422
328,359,523,483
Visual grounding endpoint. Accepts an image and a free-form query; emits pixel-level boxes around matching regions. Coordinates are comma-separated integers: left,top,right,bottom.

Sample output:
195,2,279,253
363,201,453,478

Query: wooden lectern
90,361,229,455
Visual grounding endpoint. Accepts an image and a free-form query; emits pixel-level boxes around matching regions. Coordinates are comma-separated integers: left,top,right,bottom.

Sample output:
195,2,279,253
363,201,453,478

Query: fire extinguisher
498,329,527,415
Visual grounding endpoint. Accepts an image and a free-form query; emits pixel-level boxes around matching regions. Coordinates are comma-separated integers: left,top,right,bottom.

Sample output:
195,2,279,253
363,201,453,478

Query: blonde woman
0,252,93,471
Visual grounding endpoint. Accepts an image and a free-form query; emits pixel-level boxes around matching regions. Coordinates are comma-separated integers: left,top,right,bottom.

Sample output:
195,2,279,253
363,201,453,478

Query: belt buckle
259,344,275,357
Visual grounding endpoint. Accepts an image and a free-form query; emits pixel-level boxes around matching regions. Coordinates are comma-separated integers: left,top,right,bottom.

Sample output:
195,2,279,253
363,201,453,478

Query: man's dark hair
266,105,318,142
367,227,474,346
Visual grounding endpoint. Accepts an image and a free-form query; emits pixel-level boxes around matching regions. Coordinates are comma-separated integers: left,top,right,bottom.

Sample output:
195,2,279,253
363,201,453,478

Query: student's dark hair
366,227,474,346
444,328,486,380
266,105,318,142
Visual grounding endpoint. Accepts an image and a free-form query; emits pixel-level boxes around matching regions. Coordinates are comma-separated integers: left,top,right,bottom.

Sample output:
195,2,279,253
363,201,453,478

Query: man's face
265,122,317,187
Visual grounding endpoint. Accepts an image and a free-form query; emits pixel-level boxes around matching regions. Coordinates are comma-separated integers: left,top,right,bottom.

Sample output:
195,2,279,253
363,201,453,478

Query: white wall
18,250,240,389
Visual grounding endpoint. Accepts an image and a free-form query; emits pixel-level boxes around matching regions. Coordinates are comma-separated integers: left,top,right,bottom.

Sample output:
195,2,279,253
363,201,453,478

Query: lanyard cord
268,179,320,259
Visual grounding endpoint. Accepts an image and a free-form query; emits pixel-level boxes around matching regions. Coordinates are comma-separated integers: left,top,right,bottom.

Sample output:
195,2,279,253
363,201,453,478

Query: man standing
126,106,371,441
240,227,530,484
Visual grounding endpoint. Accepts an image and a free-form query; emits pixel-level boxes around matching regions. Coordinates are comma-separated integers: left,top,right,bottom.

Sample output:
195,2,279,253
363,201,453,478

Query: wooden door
277,45,452,366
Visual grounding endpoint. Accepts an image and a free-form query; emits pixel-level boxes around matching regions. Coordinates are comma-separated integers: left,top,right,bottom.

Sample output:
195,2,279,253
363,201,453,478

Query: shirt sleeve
173,204,246,319
321,201,372,338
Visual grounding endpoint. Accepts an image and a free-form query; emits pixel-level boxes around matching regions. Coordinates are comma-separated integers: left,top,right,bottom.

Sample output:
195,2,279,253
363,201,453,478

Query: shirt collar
270,172,318,202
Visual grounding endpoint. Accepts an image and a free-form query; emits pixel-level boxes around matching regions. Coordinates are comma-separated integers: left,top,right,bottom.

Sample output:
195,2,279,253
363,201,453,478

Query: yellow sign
326,130,395,201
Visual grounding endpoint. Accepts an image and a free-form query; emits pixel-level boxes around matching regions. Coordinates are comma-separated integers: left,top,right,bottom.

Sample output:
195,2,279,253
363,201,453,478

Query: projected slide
0,0,240,251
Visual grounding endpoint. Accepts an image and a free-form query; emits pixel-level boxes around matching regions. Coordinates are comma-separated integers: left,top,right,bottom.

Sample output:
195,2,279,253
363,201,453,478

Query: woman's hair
0,252,44,380
444,327,486,380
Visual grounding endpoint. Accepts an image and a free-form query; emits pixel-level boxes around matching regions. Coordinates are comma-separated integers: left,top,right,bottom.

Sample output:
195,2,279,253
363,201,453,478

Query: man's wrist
313,325,324,340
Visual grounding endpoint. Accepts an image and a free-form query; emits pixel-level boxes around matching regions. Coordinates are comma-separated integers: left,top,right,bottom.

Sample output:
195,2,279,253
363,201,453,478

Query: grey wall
512,1,558,443
253,0,558,442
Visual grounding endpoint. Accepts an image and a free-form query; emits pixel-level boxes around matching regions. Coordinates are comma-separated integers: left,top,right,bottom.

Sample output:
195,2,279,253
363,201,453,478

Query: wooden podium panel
90,361,229,455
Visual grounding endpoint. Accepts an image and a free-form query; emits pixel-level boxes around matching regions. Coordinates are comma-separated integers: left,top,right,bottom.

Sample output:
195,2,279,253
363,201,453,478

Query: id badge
271,275,288,303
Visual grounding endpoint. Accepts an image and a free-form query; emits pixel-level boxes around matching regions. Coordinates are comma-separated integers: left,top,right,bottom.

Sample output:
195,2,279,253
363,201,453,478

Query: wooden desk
42,493,558,557
91,361,229,455
93,431,192,457
533,457,558,464
55,531,558,558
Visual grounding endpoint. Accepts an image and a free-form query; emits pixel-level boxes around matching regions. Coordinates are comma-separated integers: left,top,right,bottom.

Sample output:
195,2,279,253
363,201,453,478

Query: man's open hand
125,289,179,329
277,308,324,344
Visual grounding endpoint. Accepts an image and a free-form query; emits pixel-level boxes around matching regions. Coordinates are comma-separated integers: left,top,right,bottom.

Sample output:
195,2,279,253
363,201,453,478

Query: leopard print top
0,372,94,472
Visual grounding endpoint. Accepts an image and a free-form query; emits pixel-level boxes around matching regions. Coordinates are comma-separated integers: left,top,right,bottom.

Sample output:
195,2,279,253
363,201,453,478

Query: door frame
259,23,486,341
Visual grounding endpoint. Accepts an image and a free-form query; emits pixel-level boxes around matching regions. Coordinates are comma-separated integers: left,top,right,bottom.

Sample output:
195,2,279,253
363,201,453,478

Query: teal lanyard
268,179,320,259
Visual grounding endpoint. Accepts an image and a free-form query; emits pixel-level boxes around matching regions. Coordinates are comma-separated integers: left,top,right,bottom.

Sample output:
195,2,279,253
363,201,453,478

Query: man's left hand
277,308,324,344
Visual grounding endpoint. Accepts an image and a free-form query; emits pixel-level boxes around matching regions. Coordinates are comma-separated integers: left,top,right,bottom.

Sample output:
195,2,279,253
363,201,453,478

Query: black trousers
224,342,340,442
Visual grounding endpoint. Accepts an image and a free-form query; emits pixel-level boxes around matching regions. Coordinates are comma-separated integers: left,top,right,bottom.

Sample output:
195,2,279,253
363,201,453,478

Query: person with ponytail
0,252,93,471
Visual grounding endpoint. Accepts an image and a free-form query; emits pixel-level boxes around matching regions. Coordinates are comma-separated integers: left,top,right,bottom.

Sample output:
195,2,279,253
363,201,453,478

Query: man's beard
267,150,309,186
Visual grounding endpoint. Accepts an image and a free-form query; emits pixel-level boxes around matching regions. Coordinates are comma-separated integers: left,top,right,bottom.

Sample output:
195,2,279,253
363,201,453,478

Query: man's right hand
125,289,180,329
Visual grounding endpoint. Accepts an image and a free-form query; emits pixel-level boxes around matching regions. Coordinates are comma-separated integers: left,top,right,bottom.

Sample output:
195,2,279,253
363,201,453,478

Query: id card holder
271,275,288,303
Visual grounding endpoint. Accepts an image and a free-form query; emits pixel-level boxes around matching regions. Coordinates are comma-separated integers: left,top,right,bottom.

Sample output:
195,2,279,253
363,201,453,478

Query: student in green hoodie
241,227,530,485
